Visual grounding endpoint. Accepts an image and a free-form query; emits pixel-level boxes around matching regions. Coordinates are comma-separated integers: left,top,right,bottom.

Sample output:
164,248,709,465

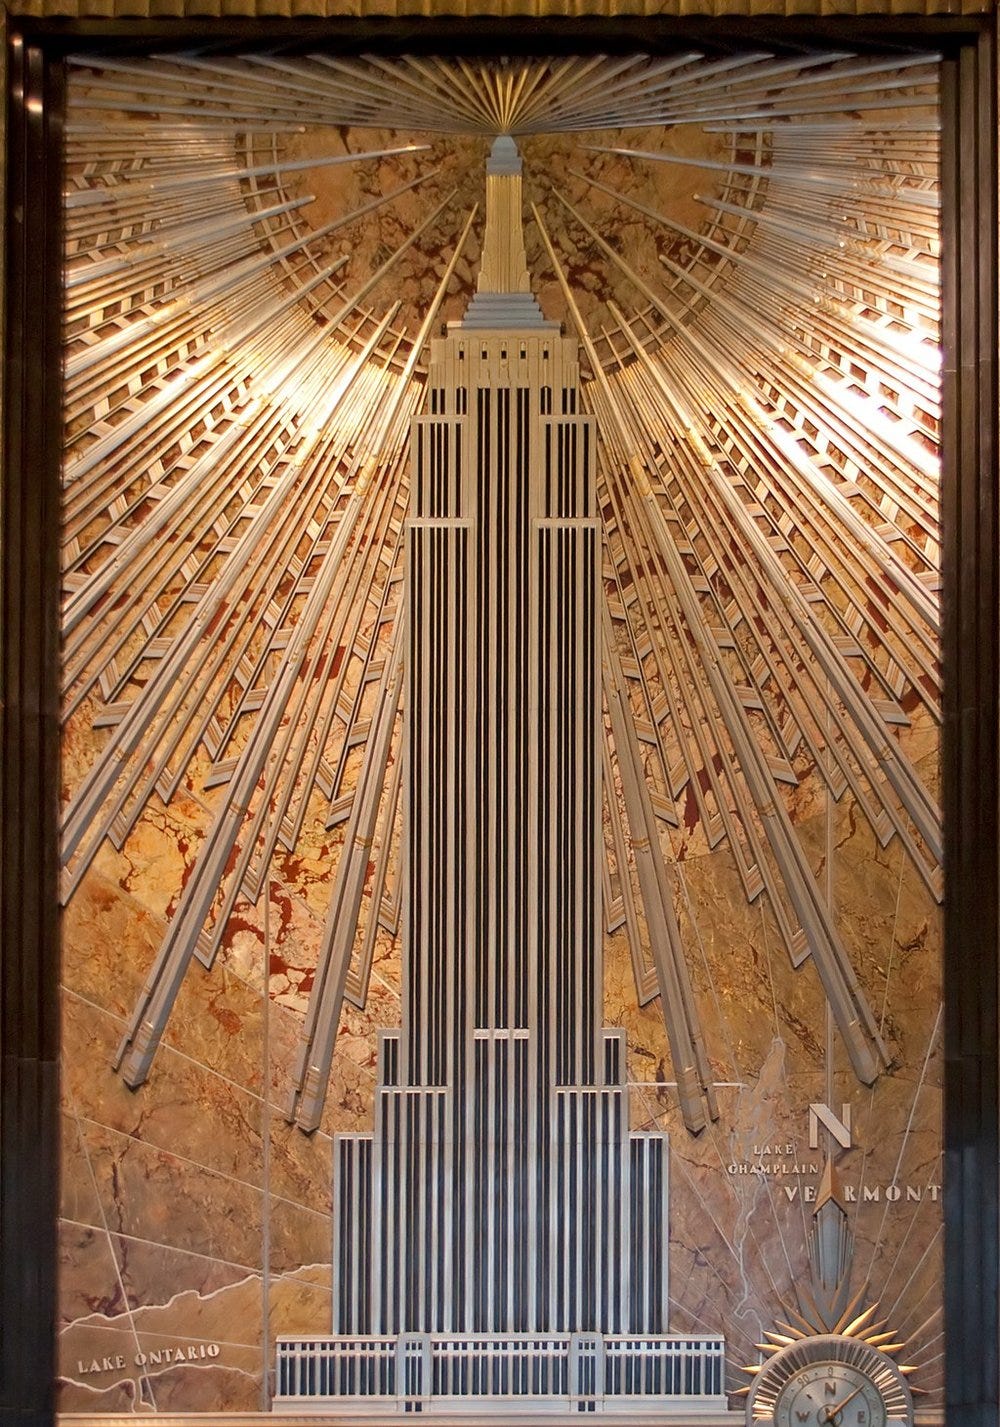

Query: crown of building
460,135,558,330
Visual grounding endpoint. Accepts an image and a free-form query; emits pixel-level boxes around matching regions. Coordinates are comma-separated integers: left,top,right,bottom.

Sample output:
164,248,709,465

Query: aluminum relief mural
58,50,942,1418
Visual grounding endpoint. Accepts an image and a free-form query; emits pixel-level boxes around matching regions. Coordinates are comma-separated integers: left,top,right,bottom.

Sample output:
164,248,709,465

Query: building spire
477,135,532,297
460,135,555,329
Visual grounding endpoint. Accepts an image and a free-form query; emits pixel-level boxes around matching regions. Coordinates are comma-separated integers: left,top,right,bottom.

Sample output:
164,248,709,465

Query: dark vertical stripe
942,30,1000,1427
1,38,63,1427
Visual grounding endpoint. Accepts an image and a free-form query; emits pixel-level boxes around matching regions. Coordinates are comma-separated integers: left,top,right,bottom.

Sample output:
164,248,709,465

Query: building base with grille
273,1332,728,1416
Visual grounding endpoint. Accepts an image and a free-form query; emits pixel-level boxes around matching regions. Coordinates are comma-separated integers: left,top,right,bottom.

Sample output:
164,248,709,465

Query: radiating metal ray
62,318,394,884
541,190,901,1086
587,142,938,202
64,144,428,209
67,51,936,140
549,187,940,878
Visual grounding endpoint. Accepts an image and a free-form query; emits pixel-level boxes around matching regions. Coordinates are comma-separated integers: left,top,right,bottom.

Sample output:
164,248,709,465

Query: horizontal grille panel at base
274,1333,727,1414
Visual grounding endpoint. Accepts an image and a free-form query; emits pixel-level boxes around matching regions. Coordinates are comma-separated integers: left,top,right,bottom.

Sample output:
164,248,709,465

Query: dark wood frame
2,17,996,1425
939,24,1000,1427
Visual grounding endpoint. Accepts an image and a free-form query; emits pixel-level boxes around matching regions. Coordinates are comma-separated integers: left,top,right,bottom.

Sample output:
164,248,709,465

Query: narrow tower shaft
331,136,669,1347
477,134,533,296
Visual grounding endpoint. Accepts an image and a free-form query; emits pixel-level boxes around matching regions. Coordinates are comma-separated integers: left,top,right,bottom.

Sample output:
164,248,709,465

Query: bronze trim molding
0,0,994,21
941,20,1000,1427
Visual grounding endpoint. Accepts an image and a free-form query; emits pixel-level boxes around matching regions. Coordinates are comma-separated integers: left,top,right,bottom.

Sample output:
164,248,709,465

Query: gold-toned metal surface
0,0,993,20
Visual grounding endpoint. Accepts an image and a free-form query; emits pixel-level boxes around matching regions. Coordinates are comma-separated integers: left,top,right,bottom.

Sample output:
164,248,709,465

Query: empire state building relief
264,136,723,1414
57,53,942,1418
